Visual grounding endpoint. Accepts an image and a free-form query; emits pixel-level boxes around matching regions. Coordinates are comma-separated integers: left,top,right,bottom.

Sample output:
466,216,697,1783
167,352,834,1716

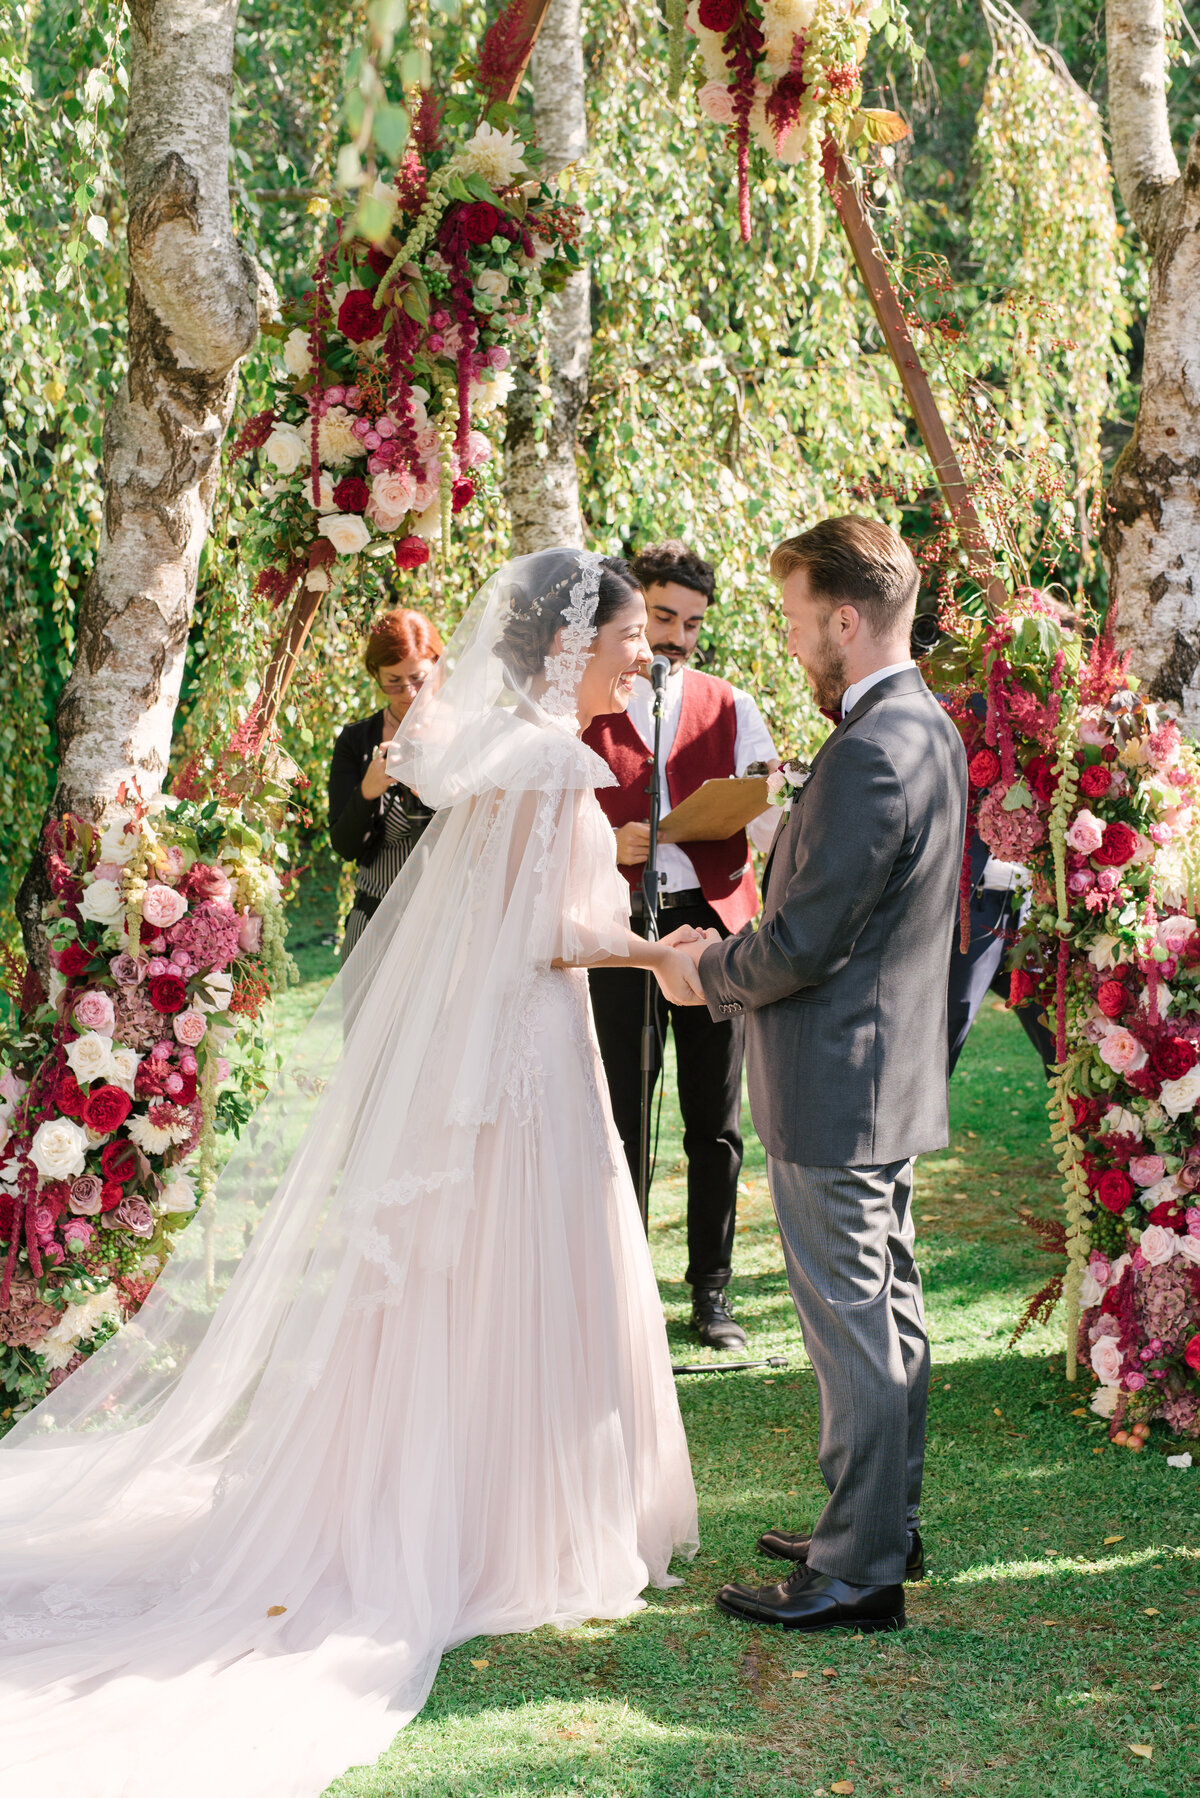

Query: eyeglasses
381,674,428,695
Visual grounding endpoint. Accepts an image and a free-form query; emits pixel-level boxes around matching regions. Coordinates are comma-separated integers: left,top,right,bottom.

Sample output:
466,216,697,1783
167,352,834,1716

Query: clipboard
658,776,771,844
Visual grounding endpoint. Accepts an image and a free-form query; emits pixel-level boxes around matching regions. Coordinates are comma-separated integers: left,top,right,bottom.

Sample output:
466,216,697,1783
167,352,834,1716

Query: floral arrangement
0,787,294,1413
236,92,582,607
681,0,914,250
935,596,1200,1445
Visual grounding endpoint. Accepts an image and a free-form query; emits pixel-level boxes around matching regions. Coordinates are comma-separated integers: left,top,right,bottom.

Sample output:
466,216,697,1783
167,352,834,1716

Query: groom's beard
803,638,848,715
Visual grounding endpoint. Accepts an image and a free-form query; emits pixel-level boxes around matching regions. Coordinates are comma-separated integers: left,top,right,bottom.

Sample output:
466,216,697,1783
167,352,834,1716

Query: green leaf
354,193,395,244
1001,780,1034,812
372,104,409,161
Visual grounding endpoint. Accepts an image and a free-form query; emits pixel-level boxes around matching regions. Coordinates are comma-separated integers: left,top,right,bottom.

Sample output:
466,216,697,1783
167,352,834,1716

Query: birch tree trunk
504,0,589,553
1103,0,1200,719
19,0,261,960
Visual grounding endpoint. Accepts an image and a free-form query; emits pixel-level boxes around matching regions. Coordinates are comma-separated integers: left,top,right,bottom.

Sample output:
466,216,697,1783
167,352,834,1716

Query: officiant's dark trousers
589,900,743,1289
766,1155,928,1588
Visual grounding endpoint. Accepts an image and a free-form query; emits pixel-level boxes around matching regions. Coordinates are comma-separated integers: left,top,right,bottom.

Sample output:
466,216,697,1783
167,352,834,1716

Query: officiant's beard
803,636,849,714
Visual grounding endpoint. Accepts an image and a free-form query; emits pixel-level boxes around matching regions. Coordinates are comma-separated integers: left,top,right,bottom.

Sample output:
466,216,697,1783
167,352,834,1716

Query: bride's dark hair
496,551,643,682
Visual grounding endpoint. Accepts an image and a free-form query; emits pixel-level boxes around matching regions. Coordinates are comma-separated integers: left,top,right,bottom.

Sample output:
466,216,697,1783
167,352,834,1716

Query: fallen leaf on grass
1103,1535,1125,1545
790,1670,809,1679
1143,1608,1161,1616
831,1783,855,1794
1128,1743,1153,1759
470,1658,489,1670
821,1667,838,1679
266,1605,287,1617
1070,1407,1088,1417
1149,1681,1164,1691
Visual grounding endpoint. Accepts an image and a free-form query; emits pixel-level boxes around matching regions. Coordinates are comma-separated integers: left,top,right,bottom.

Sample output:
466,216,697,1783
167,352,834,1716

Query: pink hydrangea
167,900,241,971
976,787,1049,862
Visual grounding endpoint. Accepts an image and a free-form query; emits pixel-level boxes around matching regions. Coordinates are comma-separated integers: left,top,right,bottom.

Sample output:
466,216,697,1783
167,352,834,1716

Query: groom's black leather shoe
690,1286,748,1351
716,1565,905,1633
757,1527,925,1582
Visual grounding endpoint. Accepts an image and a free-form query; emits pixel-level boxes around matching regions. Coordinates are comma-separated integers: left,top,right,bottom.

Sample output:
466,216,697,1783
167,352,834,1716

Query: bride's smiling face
573,594,651,728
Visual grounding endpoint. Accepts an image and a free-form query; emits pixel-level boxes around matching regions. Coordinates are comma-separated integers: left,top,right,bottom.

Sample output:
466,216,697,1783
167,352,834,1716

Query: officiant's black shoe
690,1286,747,1351
757,1527,925,1582
716,1565,905,1633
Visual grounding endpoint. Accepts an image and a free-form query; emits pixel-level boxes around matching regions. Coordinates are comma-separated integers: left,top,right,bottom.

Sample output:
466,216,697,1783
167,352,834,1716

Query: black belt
351,892,384,921
631,886,705,915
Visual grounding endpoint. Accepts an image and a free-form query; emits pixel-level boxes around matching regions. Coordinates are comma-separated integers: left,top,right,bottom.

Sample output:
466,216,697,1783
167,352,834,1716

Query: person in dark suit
677,516,968,1635
948,830,1055,1075
328,608,443,962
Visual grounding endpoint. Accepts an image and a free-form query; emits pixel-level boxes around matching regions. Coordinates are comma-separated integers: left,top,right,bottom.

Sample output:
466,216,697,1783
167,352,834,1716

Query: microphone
649,654,671,694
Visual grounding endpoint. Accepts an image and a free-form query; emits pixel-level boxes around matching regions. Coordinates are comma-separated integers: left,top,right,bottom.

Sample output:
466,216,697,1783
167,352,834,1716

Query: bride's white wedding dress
0,552,698,1797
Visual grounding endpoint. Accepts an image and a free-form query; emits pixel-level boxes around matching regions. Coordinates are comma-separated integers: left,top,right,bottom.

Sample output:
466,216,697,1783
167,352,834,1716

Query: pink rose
237,911,264,954
698,80,738,125
61,1217,94,1251
1088,1253,1111,1288
1098,1027,1149,1075
366,469,417,532
109,953,145,986
172,1009,208,1047
1067,869,1095,896
113,1195,155,1238
1066,810,1105,854
1095,867,1120,893
1123,1370,1147,1391
1188,1206,1200,1237
1157,914,1194,954
93,861,123,883
1090,1335,1124,1385
1138,1223,1176,1266
70,1175,106,1215
180,862,232,903
1129,1155,1166,1187
73,989,115,1035
0,1070,25,1103
142,882,189,929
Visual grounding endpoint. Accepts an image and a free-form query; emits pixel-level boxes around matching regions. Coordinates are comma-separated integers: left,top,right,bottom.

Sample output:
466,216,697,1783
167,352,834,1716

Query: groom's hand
676,929,720,967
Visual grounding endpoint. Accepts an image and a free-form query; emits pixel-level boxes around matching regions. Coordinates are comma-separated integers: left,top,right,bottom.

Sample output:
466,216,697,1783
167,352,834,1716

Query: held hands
650,925,719,1005
361,745,399,801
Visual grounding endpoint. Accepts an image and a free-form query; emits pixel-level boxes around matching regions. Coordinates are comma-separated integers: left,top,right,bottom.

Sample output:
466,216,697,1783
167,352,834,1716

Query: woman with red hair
329,607,444,962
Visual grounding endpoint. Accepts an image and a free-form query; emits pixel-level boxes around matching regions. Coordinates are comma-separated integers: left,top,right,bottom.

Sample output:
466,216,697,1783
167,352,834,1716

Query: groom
676,516,967,1634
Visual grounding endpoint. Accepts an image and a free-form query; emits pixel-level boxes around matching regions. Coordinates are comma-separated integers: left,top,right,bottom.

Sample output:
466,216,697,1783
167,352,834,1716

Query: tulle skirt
0,969,697,1797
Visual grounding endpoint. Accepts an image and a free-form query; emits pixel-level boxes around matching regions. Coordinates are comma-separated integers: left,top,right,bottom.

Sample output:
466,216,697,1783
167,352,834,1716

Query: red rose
101,1138,138,1183
1096,1169,1134,1214
55,1072,87,1119
1152,1036,1199,1082
697,0,739,28
1146,1200,1186,1230
331,476,370,513
1025,755,1058,804
1008,968,1037,1006
148,973,188,1014
968,749,1001,789
1096,980,1129,1019
1079,764,1112,799
56,942,94,979
84,1083,132,1134
458,201,502,244
1093,820,1140,867
451,477,475,514
394,536,431,570
1185,1332,1200,1374
1070,1095,1093,1132
100,1180,125,1212
337,288,382,344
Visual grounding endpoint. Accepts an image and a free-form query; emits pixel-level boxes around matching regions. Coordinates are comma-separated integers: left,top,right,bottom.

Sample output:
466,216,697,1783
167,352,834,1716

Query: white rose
476,268,510,303
317,513,372,557
1138,1177,1183,1211
281,329,313,378
78,878,123,926
1089,1384,1119,1418
1159,1066,1200,1118
1175,1233,1200,1266
1088,934,1121,972
1079,1268,1105,1309
98,813,138,865
1099,1105,1141,1137
1138,1223,1177,1267
1089,1335,1124,1386
197,970,235,1015
160,1171,198,1212
263,424,307,477
65,1031,116,1085
30,1116,89,1181
410,499,443,543
107,1044,141,1095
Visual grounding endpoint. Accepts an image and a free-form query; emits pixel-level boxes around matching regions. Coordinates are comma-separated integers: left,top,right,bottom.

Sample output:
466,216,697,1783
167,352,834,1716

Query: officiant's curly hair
629,541,716,606
497,552,643,682
770,516,918,638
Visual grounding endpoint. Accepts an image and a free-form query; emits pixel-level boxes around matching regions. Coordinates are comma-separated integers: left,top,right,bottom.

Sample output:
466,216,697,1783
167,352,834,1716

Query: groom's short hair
770,516,919,638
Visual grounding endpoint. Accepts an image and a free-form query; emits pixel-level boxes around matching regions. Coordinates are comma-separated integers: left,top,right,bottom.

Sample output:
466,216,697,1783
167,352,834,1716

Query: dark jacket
698,667,968,1166
329,712,397,867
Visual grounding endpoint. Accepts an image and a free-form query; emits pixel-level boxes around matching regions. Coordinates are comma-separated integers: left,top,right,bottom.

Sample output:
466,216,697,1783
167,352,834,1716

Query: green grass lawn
280,860,1200,1797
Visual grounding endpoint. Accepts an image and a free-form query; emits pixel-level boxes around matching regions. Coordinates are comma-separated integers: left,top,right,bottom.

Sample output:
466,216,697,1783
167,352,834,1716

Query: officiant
584,542,779,1351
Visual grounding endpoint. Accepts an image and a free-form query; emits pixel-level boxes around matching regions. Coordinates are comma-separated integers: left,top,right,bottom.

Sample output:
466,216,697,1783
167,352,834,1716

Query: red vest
583,669,760,932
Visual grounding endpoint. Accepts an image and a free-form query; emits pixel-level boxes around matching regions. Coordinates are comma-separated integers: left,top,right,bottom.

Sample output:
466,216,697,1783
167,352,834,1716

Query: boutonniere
766,758,812,814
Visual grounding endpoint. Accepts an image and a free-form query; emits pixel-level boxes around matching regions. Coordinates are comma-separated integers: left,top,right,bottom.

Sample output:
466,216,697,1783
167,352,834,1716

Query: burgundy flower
458,202,502,244
56,941,94,979
101,1138,138,1182
1146,1199,1187,1231
337,288,383,344
56,1072,88,1119
332,476,370,513
968,748,1001,789
451,477,475,514
178,862,232,904
1096,1169,1134,1214
1070,1095,1093,1133
1151,1037,1199,1083
1008,968,1037,1006
1024,754,1058,804
1079,763,1112,799
148,974,188,1015
697,0,739,28
394,536,431,570
1096,980,1129,1020
1093,820,1140,868
84,1083,132,1134
100,1180,126,1212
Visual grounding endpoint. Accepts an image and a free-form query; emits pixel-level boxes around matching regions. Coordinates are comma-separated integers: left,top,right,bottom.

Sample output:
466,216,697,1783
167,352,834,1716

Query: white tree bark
504,0,590,553
19,0,261,957
1103,0,1200,719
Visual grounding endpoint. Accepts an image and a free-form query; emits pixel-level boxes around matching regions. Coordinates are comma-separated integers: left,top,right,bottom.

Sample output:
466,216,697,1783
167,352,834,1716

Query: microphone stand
637,665,667,1233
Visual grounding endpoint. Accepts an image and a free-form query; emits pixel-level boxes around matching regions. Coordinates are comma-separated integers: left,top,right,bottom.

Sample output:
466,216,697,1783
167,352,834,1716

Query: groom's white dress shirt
840,660,916,720
625,666,779,893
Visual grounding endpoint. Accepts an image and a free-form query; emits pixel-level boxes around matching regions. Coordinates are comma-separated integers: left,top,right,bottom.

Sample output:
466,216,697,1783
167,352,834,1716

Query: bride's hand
659,923,706,948
652,945,707,1006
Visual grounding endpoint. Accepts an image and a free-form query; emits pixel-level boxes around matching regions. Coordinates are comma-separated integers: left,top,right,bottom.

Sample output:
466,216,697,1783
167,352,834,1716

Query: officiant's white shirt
840,659,916,720
626,667,779,894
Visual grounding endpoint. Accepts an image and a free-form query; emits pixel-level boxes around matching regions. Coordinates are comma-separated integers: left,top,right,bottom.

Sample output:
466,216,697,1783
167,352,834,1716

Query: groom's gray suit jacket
698,667,968,1167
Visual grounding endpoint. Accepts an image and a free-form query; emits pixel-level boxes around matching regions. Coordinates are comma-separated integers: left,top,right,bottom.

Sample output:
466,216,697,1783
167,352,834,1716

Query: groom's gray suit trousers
766,1156,929,1587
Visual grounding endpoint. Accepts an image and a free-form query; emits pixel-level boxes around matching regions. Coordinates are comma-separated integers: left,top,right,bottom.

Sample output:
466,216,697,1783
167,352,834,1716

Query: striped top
353,781,432,901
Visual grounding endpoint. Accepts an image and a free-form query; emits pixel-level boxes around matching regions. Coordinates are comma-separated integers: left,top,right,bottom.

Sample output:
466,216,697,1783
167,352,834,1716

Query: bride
0,549,700,1798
